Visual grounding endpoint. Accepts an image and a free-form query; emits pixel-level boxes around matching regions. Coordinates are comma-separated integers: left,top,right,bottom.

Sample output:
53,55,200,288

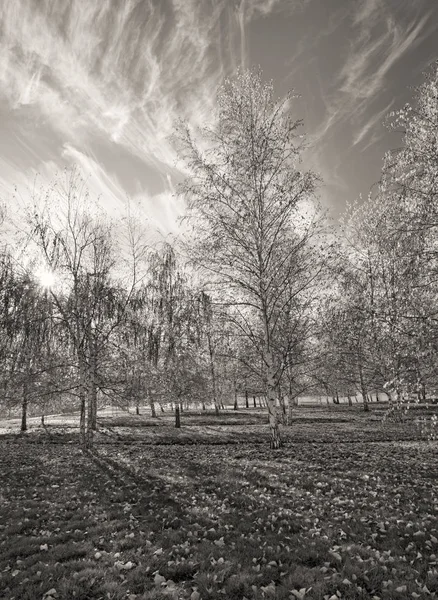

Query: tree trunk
88,358,98,434
90,378,98,430
287,395,293,426
85,387,94,448
288,376,294,409
78,353,90,448
358,362,369,412
147,388,156,417
233,384,238,410
265,350,281,448
91,400,97,429
357,351,370,412
324,385,330,407
208,336,220,416
253,395,257,408
385,390,394,411
347,395,353,407
79,397,85,438
85,357,95,448
175,404,181,428
88,337,98,431
136,377,140,414
21,382,28,432
245,390,249,409
41,414,45,426
278,389,286,424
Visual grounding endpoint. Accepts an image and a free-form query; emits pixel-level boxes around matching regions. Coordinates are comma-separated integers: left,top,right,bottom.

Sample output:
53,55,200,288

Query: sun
35,267,56,290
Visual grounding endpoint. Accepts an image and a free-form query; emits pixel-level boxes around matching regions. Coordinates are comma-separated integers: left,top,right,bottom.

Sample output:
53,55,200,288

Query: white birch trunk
265,350,281,448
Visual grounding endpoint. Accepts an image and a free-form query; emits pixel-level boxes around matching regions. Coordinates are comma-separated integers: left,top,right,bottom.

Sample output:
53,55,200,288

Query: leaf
214,537,225,547
329,550,342,563
261,582,276,596
154,572,167,586
291,588,310,599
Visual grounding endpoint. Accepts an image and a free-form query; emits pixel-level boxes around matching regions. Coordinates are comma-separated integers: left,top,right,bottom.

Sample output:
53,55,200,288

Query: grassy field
1,406,437,600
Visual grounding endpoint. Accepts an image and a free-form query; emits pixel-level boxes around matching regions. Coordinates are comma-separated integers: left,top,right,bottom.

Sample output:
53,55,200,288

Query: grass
0,406,437,599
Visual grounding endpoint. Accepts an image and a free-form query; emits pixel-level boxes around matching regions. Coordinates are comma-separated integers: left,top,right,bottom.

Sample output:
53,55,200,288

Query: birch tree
177,69,319,447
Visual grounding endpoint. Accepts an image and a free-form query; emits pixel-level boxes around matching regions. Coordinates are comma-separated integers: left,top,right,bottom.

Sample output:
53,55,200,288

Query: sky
0,0,437,235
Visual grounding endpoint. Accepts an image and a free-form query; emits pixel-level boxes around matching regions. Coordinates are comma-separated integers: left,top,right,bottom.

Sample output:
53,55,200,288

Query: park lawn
0,420,437,599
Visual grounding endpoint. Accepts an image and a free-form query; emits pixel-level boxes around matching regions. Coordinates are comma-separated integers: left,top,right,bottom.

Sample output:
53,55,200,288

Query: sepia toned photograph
0,1,437,599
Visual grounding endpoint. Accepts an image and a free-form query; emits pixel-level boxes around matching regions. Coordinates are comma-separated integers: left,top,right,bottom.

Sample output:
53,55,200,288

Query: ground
0,406,437,600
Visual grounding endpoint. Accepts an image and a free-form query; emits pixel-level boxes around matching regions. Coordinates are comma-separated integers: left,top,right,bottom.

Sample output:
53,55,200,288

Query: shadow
86,447,183,517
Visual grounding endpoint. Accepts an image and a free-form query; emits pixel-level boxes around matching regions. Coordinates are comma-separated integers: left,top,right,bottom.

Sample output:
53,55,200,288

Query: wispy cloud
60,145,127,214
313,2,430,148
0,0,434,228
0,1,237,206
352,99,394,146
0,0,299,224
239,0,307,21
353,0,383,28
339,13,430,101
0,0,311,229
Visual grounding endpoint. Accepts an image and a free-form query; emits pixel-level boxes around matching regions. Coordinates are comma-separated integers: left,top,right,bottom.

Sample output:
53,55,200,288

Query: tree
0,254,58,431
147,244,206,422
177,69,319,447
382,60,438,250
196,291,238,414
378,61,438,402
330,63,438,412
25,170,136,448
